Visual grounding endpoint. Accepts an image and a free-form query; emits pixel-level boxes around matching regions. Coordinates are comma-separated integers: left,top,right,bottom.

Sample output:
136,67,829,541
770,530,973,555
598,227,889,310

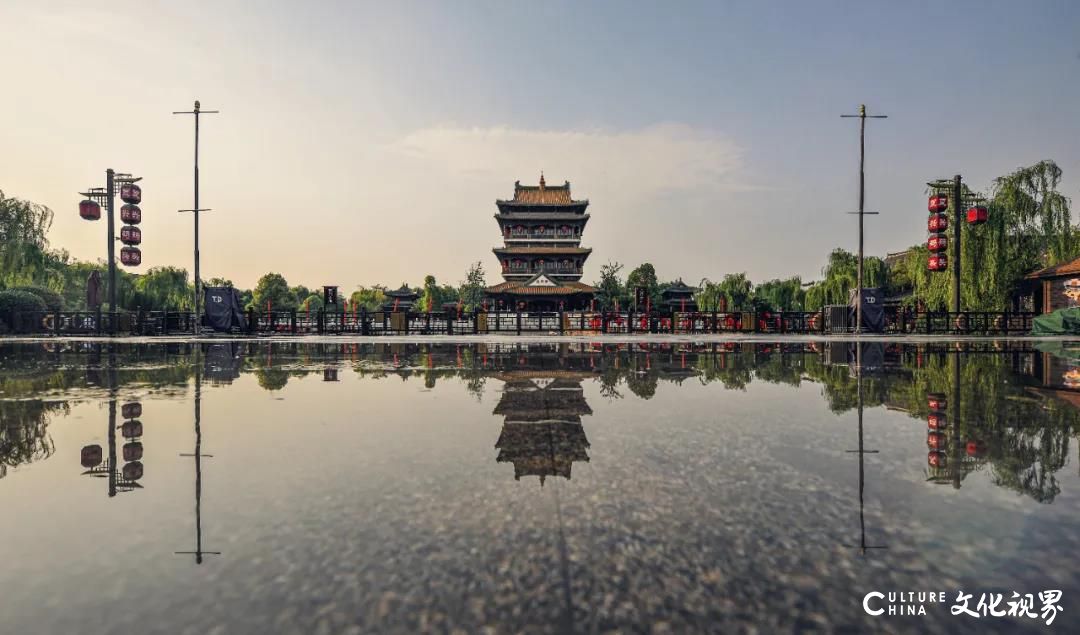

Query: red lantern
927,431,946,450
966,205,988,225
928,451,947,468
120,204,142,225
120,225,142,245
122,461,144,481
121,402,142,419
120,246,142,267
927,394,947,410
966,440,987,458
927,234,948,252
79,199,101,221
120,183,141,204
121,420,143,438
928,254,948,271
123,441,143,462
928,412,947,430
81,444,103,468
928,195,948,213
927,214,948,232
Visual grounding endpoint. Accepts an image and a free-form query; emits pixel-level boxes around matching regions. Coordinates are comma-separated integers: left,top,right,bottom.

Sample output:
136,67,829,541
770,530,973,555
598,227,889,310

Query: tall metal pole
841,105,887,334
194,105,201,335
174,100,219,336
106,168,116,334
952,174,962,314
857,107,866,334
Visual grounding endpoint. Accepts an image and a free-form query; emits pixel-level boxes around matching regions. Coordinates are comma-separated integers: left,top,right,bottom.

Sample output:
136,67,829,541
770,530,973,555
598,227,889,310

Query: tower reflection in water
493,371,593,485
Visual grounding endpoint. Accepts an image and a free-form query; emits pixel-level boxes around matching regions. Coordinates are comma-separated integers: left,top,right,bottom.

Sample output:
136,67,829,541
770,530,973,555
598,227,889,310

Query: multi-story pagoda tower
485,174,596,310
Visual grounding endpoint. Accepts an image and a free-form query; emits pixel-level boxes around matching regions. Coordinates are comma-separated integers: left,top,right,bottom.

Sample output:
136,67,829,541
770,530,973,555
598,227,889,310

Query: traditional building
485,174,596,310
493,374,592,485
381,285,419,312
661,279,699,312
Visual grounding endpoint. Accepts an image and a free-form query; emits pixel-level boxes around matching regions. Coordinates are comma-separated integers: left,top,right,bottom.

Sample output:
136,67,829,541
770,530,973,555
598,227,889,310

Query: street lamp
78,171,143,334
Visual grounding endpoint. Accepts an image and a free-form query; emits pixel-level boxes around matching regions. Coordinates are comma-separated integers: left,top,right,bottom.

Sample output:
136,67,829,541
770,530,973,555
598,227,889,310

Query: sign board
323,285,338,305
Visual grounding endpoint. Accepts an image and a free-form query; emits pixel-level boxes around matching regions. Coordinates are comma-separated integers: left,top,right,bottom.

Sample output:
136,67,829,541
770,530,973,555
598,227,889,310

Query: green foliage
251,273,295,311
0,290,48,320
594,261,627,309
698,272,754,311
804,249,886,311
301,294,323,312
752,277,805,312
9,286,63,311
0,190,55,289
415,275,457,312
351,286,387,311
133,267,192,310
457,262,487,311
908,160,1076,310
626,263,660,307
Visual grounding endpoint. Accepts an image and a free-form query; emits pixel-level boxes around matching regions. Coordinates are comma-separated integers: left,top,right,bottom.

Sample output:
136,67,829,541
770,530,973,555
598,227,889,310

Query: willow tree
0,190,57,289
804,249,886,310
907,160,1075,310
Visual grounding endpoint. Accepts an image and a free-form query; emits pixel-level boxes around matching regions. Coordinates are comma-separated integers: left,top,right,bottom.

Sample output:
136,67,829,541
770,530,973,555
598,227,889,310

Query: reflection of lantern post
845,346,886,555
841,105,887,334
176,359,220,564
174,100,219,336
78,172,142,334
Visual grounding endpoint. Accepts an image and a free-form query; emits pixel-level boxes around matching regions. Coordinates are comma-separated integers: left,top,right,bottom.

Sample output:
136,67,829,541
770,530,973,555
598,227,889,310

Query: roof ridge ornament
539,170,545,190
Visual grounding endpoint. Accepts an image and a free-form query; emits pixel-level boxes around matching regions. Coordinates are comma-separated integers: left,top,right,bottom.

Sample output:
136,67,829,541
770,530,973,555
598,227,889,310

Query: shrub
0,290,48,328
10,286,64,311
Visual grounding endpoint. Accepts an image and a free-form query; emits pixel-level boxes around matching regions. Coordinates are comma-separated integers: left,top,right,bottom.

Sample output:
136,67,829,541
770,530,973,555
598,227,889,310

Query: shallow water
2,340,1079,634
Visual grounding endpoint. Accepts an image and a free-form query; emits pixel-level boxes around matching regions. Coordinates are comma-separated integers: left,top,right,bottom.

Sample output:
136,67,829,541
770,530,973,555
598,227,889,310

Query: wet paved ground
2,340,1079,633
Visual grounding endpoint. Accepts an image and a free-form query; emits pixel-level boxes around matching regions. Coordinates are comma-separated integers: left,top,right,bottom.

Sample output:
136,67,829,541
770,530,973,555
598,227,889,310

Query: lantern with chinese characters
966,205,988,225
927,431,947,450
928,254,948,271
120,204,141,225
120,246,141,267
123,441,144,462
120,226,142,245
122,461,144,481
928,195,948,213
80,199,101,221
928,412,948,430
927,234,948,252
81,444,103,468
928,214,948,232
928,451,947,468
121,420,143,438
120,183,141,204
927,394,947,410
121,402,142,419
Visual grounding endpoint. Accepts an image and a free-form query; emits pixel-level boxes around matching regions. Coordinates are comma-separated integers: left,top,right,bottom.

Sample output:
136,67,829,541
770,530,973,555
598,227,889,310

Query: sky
2,0,1079,291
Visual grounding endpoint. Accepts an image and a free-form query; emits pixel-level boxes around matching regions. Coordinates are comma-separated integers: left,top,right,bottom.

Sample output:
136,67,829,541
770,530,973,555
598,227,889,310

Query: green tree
458,261,487,311
804,249,886,311
351,286,387,311
626,263,660,308
134,266,192,310
0,190,57,290
699,272,755,311
752,277,805,311
594,261,626,309
251,273,295,311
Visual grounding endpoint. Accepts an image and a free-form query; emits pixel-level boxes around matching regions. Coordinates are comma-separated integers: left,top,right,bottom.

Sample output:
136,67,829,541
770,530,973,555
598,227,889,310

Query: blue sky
2,0,1078,289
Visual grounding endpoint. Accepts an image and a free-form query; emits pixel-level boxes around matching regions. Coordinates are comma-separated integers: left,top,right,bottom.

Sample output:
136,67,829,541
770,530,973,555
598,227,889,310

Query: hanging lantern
123,441,144,462
966,205,988,225
928,412,948,430
121,402,142,419
122,461,144,481
927,394,947,410
966,440,987,458
120,183,142,204
80,444,103,468
928,451,947,468
928,195,948,213
79,199,101,221
927,431,947,450
120,225,142,245
121,420,143,438
928,254,948,271
120,246,142,267
120,203,142,225
927,234,948,252
927,214,948,232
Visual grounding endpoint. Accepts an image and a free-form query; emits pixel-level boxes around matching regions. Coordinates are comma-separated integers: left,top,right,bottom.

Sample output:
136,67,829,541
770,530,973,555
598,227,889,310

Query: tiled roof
496,177,588,207
485,280,596,295
496,213,589,221
493,247,592,255
1026,257,1080,279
